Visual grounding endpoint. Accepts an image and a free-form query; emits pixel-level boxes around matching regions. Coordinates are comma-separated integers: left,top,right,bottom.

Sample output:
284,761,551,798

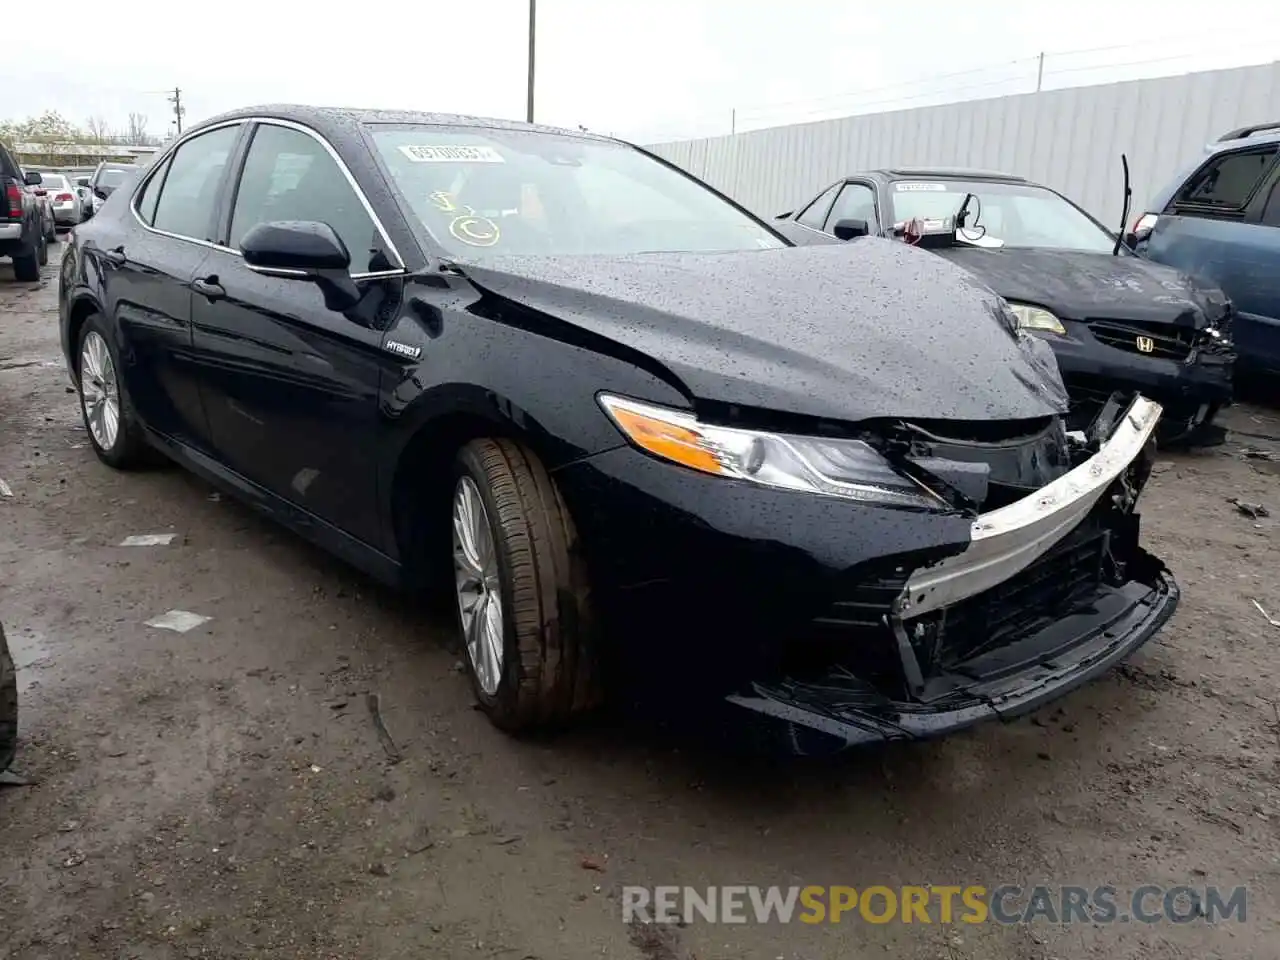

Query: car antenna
1113,153,1131,256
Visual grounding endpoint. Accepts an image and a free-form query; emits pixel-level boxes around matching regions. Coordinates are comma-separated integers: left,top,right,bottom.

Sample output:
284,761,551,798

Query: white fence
647,61,1280,228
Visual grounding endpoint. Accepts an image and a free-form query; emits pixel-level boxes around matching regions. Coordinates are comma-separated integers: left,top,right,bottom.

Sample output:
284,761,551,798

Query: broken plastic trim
895,395,1162,619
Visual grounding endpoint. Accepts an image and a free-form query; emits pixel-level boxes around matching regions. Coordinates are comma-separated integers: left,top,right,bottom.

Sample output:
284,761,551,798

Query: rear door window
1173,147,1278,215
150,125,241,241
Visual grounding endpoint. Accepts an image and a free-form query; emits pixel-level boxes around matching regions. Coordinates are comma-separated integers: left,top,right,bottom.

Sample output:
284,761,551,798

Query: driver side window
229,123,384,273
826,183,878,234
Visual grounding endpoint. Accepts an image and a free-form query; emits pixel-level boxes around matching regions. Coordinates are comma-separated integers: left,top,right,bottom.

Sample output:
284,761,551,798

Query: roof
191,103,616,144
1206,125,1280,153
877,166,1027,182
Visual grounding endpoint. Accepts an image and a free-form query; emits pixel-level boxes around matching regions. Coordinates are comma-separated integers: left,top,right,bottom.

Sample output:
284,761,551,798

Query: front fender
375,287,693,564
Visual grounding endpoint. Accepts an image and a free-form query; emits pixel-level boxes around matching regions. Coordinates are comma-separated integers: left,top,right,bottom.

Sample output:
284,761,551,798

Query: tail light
55,192,74,202
5,182,22,217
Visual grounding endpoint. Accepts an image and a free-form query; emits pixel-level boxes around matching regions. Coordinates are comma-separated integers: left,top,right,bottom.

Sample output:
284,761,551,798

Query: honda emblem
1135,336,1155,354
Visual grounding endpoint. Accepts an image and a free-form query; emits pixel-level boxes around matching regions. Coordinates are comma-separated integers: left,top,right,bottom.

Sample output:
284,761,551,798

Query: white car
32,172,82,228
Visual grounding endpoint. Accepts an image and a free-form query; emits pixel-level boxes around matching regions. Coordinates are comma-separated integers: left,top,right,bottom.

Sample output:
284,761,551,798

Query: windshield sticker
449,214,501,247
893,182,949,192
398,144,505,164
428,190,460,212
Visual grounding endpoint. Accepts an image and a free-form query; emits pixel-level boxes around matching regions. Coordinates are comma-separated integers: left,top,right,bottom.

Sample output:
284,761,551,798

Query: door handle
192,276,226,301
103,246,126,265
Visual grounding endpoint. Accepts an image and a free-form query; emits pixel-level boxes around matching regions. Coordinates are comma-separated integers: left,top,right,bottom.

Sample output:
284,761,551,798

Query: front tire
77,314,149,468
451,438,602,732
0,622,17,773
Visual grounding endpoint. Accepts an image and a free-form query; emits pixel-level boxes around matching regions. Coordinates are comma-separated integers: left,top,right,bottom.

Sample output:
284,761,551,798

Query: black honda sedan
779,169,1237,445
59,106,1178,753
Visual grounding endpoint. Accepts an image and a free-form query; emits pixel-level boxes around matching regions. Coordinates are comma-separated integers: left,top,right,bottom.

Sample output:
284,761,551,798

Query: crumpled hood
930,247,1231,327
459,239,1070,424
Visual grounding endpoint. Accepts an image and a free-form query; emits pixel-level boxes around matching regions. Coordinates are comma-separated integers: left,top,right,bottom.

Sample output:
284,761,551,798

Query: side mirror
1123,231,1139,250
832,218,869,241
240,220,361,312
24,171,42,186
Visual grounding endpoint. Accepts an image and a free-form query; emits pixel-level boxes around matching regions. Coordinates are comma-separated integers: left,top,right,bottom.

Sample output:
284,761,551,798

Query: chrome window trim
130,116,408,278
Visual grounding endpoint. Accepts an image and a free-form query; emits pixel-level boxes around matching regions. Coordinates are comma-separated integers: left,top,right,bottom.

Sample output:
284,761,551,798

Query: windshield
368,125,785,258
98,167,131,187
887,179,1115,252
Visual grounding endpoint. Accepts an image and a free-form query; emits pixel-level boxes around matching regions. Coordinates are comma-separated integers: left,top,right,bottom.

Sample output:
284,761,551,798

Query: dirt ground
2,246,1279,960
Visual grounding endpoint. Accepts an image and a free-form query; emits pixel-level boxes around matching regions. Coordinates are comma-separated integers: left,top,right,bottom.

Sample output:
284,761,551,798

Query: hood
929,247,1230,327
459,239,1070,424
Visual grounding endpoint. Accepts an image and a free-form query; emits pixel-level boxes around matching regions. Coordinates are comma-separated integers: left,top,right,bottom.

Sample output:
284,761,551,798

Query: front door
188,120,403,550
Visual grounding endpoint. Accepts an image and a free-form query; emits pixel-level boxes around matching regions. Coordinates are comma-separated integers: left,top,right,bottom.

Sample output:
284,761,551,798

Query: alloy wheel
452,476,504,696
80,331,120,452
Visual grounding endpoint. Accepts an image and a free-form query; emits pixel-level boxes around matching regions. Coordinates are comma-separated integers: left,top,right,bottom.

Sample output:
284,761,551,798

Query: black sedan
778,168,1237,445
58,107,1178,754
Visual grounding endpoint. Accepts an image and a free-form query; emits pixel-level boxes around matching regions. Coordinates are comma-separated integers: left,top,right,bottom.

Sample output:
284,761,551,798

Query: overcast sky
3,0,1277,144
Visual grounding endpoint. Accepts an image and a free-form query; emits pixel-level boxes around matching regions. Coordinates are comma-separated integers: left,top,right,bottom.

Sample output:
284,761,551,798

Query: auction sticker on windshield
893,182,948,192
398,145,505,163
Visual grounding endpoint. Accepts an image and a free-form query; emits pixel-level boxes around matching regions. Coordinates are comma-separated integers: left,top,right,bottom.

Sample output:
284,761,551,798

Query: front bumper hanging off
726,395,1180,753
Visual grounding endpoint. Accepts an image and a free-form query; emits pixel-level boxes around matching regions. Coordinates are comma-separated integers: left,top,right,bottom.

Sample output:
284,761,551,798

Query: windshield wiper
954,192,977,230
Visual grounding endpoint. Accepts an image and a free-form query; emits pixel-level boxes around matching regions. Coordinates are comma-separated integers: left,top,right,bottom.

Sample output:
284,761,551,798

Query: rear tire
77,313,150,468
450,438,602,732
37,230,48,266
0,623,17,773
11,239,39,282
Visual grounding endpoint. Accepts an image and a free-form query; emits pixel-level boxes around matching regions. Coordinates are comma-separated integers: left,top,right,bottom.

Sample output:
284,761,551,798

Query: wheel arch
386,388,581,591
65,293,104,382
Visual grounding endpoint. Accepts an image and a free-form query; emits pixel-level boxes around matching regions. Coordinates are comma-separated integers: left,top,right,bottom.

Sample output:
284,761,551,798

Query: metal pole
731,108,736,135
526,0,536,123
1036,52,1045,93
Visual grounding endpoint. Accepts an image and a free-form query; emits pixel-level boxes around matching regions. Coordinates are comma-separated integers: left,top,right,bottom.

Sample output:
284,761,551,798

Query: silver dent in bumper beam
896,395,1163,618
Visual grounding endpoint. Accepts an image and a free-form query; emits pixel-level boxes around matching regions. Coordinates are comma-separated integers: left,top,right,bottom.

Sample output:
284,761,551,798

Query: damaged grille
914,526,1106,668
802,522,1111,697
1086,318,1195,362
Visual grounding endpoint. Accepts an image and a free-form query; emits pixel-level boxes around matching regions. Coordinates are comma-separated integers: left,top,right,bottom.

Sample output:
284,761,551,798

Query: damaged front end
727,395,1178,754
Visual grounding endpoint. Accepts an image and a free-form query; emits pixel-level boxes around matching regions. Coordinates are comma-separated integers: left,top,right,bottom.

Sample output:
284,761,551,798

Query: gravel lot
2,247,1279,960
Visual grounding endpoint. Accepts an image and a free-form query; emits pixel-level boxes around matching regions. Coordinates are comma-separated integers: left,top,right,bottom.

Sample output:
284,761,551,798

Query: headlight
598,394,947,510
1007,302,1066,335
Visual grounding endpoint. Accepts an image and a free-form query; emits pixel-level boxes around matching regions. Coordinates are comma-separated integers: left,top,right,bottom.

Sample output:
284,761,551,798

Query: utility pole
1035,52,1045,93
526,0,536,123
168,87,185,134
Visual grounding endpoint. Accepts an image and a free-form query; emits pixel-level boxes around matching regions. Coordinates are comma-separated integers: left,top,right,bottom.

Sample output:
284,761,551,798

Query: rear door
1142,143,1280,374
104,122,245,447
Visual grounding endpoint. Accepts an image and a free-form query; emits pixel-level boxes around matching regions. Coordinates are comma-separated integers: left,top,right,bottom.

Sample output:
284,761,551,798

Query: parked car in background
58,106,1179,753
1,144,50,280
779,168,1236,445
1131,122,1280,381
22,167,57,243
88,161,135,204
31,171,83,228
73,174,94,219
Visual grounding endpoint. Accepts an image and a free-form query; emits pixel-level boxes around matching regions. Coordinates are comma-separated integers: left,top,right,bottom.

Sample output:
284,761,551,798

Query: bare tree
126,112,149,145
85,115,112,143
